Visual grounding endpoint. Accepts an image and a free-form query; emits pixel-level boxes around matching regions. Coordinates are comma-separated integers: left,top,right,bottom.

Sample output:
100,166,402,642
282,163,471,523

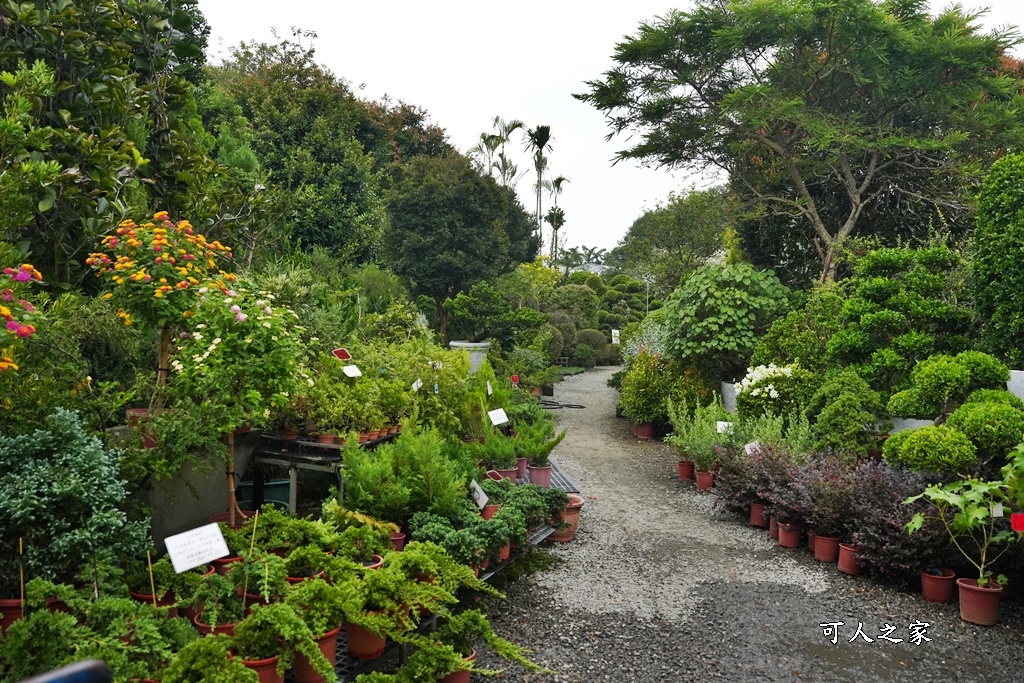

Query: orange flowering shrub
86,212,235,328
1,263,42,372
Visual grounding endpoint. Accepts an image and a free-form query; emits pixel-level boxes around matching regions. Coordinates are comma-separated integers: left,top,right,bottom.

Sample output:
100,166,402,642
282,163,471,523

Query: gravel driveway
478,367,1024,682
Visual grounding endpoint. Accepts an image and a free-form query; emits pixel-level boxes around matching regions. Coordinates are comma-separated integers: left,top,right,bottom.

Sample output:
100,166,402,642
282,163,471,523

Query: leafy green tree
384,154,538,340
445,281,545,344
576,0,1024,281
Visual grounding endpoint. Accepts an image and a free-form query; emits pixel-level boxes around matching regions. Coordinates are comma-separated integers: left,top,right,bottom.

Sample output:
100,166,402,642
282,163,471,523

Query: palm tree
491,117,524,183
494,152,526,189
524,125,554,239
581,246,608,265
468,132,501,177
544,175,569,259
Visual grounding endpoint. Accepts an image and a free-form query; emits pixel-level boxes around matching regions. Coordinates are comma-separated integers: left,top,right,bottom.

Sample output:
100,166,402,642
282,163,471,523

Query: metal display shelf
515,459,580,494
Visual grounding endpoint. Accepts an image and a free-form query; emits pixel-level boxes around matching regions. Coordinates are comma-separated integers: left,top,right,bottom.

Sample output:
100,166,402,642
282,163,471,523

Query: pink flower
235,313,248,322
0,290,11,302
143,275,152,282
109,237,119,247
263,306,272,315
230,305,241,313
5,320,18,332
16,325,33,338
10,270,31,283
18,300,35,313
153,245,162,252
227,290,237,297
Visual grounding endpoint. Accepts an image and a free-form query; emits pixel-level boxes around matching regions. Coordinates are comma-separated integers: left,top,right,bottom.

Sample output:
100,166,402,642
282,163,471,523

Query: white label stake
469,480,489,510
164,523,230,574
488,408,509,426
342,364,362,378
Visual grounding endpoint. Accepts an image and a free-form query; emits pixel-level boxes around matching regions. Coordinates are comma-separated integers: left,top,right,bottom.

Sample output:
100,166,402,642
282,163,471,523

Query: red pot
242,655,283,683
769,515,779,540
0,598,22,635
527,464,553,488
316,433,337,445
807,531,817,553
213,556,243,575
837,543,861,576
550,495,585,543
636,421,655,440
921,569,956,603
481,504,502,521
193,614,236,636
439,648,476,683
957,578,1003,625
278,429,299,441
749,502,768,528
391,531,407,551
778,521,801,548
361,555,384,570
814,535,841,563
346,620,385,660
678,460,695,481
516,457,528,479
495,467,518,482
130,590,179,618
286,571,324,585
294,626,340,683
499,543,511,562
695,470,715,491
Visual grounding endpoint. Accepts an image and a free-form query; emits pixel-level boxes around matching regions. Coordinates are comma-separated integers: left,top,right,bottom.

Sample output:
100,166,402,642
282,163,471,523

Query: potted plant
418,609,549,682
161,634,259,683
230,551,289,606
666,399,697,481
285,546,331,583
187,571,246,635
906,447,1024,625
479,477,512,519
619,349,671,439
521,420,567,488
476,432,518,480
232,602,336,683
667,400,729,490
284,578,351,683
799,456,858,563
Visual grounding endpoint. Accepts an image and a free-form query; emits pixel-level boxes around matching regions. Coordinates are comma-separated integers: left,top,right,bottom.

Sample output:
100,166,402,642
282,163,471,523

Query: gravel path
478,367,1024,682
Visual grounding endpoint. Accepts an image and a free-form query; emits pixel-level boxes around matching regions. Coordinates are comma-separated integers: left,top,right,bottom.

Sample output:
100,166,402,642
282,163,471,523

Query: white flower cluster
736,363,794,401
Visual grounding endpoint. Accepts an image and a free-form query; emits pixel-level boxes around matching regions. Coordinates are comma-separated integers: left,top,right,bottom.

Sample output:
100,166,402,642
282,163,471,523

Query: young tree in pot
480,477,512,519
332,525,392,568
668,399,730,489
229,551,290,605
442,528,487,571
233,602,336,683
619,348,673,437
188,571,247,633
505,484,550,531
161,634,259,683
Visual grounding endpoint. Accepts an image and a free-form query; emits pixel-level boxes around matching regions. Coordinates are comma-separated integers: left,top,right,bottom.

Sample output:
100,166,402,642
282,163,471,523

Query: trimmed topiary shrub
548,311,576,357
882,425,977,475
909,354,970,412
575,328,608,353
945,401,1024,464
955,350,1010,393
805,370,888,456
886,388,934,419
965,389,1024,411
598,343,621,366
545,285,601,330
572,342,597,369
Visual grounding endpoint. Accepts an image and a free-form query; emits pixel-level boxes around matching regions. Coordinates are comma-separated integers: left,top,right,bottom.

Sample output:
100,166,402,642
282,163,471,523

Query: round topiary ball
548,311,576,357
883,425,977,474
955,350,1010,393
965,388,1024,411
909,355,970,408
575,328,608,352
946,401,1024,461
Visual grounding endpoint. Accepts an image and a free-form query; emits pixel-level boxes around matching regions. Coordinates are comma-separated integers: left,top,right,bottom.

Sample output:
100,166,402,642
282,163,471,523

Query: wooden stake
18,538,24,604
241,510,260,601
147,551,157,608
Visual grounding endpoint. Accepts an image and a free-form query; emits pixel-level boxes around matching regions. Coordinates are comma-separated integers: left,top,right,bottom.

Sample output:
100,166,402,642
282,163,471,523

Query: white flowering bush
624,315,668,360
735,363,816,422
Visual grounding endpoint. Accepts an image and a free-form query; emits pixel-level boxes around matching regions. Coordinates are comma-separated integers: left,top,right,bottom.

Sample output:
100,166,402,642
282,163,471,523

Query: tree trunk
153,325,171,410
435,296,449,344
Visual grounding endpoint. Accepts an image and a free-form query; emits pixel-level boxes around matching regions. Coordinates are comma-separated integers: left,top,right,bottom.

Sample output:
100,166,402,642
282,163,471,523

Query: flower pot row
676,460,715,490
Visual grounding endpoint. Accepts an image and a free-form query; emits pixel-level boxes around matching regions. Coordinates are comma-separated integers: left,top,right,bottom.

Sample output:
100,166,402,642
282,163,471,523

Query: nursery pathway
478,367,1024,683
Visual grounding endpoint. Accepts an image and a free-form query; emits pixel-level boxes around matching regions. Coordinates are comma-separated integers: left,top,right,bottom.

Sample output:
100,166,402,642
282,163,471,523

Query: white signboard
164,523,230,574
611,329,620,344
411,378,423,392
486,381,493,396
488,408,509,426
716,421,733,434
342,364,362,378
469,480,489,510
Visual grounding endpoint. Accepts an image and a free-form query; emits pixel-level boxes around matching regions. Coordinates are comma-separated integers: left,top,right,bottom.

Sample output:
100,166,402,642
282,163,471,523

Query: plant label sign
469,480,489,510
488,408,509,426
164,523,230,574
717,421,733,434
487,380,493,396
342,364,362,378
1012,513,1024,532
332,348,352,361
991,503,1004,518
611,329,620,344
412,378,423,392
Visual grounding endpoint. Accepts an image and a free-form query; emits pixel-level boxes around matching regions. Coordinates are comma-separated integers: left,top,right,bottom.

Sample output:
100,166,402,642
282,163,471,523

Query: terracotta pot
130,590,179,618
957,578,1003,625
550,494,585,543
389,425,399,435
294,626,341,682
635,421,655,440
286,571,324,585
499,543,511,562
192,614,236,636
769,515,779,540
209,509,255,530
126,407,158,448
921,569,956,603
316,433,337,445
346,620,385,660
807,531,817,553
678,460,695,481
749,502,768,527
494,466,518,482
358,433,370,444
391,531,407,551
516,457,528,479
694,470,715,490
530,386,542,396
278,429,299,441
778,521,801,548
439,648,476,683
241,655,283,683
527,464,553,488
813,535,840,563
361,555,384,570
0,598,22,635
837,543,861,576
213,556,243,575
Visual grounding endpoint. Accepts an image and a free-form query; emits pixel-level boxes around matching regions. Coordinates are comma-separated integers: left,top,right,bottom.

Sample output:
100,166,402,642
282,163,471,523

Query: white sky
199,0,1023,254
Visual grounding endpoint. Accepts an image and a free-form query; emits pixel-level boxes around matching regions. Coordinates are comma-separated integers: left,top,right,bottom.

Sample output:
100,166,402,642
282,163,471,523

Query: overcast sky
199,0,1023,255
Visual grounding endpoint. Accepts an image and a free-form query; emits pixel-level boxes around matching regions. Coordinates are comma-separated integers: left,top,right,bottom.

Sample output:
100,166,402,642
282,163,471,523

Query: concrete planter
449,341,491,374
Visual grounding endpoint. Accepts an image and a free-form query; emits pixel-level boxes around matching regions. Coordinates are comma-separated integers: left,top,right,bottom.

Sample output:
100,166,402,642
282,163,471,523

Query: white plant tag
487,381,493,396
164,523,230,574
611,329,620,344
488,408,509,426
992,503,1004,518
412,378,423,392
469,480,489,510
744,441,759,455
342,364,362,378
717,421,733,434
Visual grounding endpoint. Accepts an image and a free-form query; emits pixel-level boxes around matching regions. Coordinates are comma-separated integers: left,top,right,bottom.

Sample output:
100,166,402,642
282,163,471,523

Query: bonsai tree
479,477,512,505
285,545,332,580
338,564,454,641
805,370,888,457
384,541,500,599
232,602,336,680
161,635,259,683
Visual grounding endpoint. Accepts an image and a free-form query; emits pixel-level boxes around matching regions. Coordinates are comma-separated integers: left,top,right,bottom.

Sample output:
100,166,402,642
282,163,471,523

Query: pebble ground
476,367,1024,683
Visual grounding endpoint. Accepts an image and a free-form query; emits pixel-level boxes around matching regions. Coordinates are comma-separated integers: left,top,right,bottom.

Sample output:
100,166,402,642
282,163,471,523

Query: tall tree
545,175,569,259
576,0,1024,281
384,154,539,340
523,125,553,244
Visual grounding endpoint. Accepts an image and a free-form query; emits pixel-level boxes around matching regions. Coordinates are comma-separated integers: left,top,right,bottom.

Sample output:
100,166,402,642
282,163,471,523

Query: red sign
332,348,351,361
510,375,519,384
1012,513,1024,532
